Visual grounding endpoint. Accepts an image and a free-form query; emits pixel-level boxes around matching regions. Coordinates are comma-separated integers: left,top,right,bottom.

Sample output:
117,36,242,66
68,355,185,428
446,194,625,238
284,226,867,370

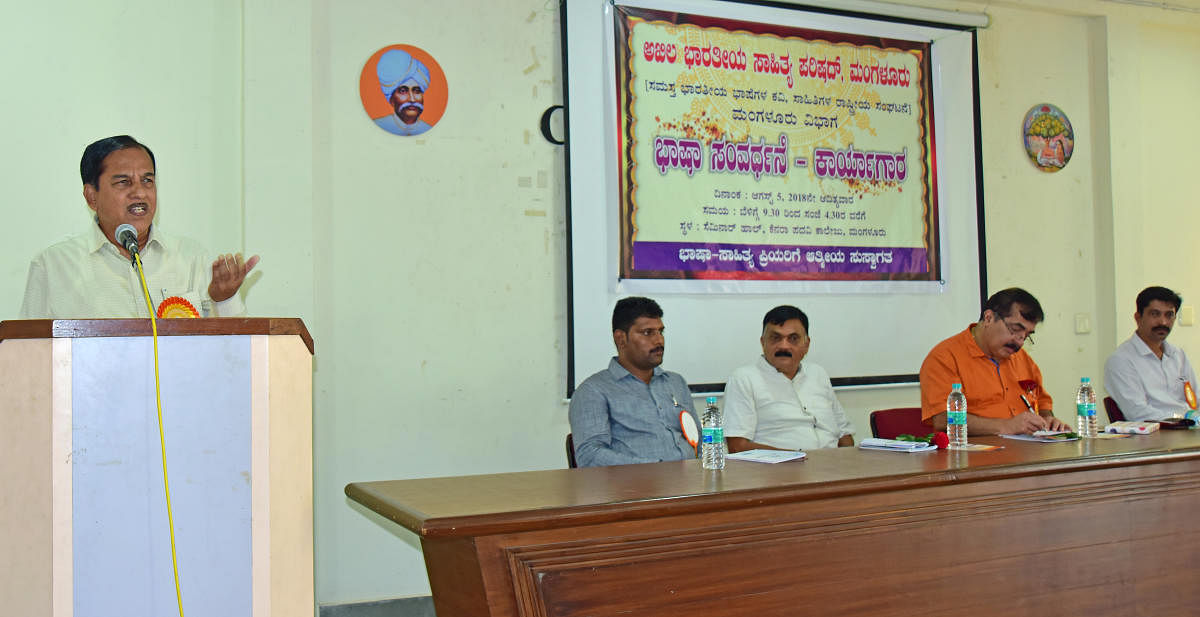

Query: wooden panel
251,333,317,616
266,335,315,615
51,338,73,617
0,318,314,355
505,464,1200,616
0,338,53,616
348,432,1200,617
421,537,491,617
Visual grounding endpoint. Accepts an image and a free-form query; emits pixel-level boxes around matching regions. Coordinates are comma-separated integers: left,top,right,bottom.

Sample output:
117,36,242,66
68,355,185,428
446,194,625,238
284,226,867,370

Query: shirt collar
1130,332,1177,359
607,356,664,381
757,354,804,380
87,221,161,255
87,221,114,253
963,323,991,359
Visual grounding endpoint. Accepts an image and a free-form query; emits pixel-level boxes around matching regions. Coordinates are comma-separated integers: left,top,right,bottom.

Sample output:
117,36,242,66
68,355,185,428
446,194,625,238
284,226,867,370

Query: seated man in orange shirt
919,288,1070,435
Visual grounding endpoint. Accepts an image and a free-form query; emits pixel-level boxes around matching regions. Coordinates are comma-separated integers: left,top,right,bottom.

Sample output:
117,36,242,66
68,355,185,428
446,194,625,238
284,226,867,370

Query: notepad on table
858,438,938,453
726,449,807,464
1000,431,1080,443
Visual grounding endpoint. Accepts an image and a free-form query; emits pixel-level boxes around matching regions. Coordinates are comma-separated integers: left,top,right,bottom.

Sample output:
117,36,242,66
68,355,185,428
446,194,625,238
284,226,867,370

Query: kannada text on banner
615,6,939,281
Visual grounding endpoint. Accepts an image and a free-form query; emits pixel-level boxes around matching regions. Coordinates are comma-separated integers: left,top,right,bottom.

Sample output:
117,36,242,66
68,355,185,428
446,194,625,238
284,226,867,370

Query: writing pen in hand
1019,394,1051,431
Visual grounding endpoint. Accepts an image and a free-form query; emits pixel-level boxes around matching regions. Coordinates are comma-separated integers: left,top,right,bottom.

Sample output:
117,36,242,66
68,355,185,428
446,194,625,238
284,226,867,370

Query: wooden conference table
346,432,1200,617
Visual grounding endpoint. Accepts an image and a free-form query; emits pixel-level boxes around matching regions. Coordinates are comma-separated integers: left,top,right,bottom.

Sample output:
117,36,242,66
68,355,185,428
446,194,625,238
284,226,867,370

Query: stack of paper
726,449,807,464
1000,431,1080,443
858,438,938,453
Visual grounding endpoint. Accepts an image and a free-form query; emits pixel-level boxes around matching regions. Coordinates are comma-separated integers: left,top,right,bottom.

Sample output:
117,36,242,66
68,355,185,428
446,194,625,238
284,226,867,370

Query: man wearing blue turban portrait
375,48,434,136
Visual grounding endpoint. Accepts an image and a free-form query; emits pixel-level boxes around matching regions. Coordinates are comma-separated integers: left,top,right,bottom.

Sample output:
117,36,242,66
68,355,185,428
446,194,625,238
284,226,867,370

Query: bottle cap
706,396,717,404
1081,377,1091,383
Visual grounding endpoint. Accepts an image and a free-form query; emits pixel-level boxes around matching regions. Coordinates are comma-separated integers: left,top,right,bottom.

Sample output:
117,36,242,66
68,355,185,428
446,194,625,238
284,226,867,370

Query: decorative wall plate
1023,103,1074,172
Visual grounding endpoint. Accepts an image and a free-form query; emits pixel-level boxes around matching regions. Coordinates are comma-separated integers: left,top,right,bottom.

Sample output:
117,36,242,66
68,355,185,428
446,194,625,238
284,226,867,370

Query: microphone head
115,220,136,240
114,223,140,256
115,223,137,244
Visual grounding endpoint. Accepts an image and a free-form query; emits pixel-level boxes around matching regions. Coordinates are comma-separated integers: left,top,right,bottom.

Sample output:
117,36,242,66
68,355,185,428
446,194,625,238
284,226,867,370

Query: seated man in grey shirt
568,297,699,467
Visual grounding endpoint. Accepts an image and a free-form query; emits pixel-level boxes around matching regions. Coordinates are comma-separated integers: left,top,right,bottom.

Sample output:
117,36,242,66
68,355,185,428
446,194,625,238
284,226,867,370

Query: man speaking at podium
19,135,258,319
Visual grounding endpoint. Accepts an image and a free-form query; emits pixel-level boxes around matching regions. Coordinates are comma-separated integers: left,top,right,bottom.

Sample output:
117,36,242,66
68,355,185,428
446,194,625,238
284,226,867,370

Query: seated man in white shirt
722,305,854,452
1104,286,1198,421
20,135,258,319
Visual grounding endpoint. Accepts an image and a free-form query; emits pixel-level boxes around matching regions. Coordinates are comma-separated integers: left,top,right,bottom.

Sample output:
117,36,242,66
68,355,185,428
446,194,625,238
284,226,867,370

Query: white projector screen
562,0,986,395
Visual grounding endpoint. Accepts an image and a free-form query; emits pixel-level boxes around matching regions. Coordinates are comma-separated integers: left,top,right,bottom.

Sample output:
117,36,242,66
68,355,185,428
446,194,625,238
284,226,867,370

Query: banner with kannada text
615,5,939,282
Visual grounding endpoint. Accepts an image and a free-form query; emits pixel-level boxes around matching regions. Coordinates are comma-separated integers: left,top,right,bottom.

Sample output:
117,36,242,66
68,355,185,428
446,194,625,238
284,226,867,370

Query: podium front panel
72,335,253,616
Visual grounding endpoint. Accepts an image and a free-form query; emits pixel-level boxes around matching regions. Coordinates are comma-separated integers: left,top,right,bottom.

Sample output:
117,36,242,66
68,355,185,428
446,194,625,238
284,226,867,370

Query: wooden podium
0,319,313,617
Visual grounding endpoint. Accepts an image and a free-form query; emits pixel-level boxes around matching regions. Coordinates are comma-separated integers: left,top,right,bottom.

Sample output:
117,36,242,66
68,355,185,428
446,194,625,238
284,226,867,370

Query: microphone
115,223,140,265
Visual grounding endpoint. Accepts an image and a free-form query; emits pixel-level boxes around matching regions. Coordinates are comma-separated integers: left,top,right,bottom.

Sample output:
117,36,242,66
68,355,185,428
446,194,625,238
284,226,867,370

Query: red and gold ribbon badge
1185,381,1196,410
1018,379,1040,412
156,296,200,319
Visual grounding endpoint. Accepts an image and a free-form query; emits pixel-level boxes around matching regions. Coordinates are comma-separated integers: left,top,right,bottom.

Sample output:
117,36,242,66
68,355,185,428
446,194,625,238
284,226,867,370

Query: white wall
0,1,244,288
1117,19,1200,348
237,0,572,605
4,0,1200,610
975,3,1106,393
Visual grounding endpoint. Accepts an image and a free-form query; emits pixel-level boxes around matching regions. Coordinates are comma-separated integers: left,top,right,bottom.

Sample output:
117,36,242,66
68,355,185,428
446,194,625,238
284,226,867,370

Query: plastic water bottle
701,396,725,470
946,383,968,448
1076,377,1098,437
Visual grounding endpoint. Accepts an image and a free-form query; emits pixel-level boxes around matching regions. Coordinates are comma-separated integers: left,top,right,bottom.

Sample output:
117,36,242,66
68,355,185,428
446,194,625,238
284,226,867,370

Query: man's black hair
980,287,1044,323
612,296,663,332
80,135,155,189
762,305,809,334
1136,286,1182,313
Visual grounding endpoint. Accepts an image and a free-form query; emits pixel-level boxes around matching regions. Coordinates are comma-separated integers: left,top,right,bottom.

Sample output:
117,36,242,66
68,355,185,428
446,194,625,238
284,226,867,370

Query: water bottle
946,383,968,448
1076,377,1097,437
701,396,725,470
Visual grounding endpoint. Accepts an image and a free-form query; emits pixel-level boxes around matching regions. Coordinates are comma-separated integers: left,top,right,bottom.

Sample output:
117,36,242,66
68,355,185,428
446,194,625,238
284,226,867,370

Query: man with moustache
568,297,699,467
374,48,434,137
721,305,854,452
1104,286,1198,421
920,288,1069,434
20,135,258,319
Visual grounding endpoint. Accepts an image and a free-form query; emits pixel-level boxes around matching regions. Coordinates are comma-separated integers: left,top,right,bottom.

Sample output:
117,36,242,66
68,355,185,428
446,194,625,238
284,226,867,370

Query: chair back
566,433,578,468
1103,396,1125,423
869,407,929,439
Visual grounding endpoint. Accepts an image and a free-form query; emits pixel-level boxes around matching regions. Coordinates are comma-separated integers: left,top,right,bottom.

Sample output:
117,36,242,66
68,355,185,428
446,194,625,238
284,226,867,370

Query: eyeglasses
1001,317,1035,346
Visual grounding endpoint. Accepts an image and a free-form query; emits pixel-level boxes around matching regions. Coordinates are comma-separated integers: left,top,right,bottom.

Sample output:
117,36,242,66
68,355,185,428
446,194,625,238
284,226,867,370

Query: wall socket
1074,313,1091,334
1181,305,1194,326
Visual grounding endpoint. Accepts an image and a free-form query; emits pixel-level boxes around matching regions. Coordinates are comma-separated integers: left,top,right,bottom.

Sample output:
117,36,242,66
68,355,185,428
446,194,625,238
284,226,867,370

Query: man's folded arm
830,388,855,447
927,410,1045,435
918,349,957,425
1103,355,1158,420
567,386,655,467
721,372,781,452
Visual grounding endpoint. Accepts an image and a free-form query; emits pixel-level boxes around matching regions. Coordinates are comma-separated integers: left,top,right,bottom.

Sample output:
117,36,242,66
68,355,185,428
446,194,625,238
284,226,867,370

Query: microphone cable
132,250,187,617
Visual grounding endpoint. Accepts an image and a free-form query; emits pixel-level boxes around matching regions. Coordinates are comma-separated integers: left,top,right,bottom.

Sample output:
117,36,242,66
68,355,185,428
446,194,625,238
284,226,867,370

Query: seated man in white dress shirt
722,305,854,452
1104,286,1198,421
